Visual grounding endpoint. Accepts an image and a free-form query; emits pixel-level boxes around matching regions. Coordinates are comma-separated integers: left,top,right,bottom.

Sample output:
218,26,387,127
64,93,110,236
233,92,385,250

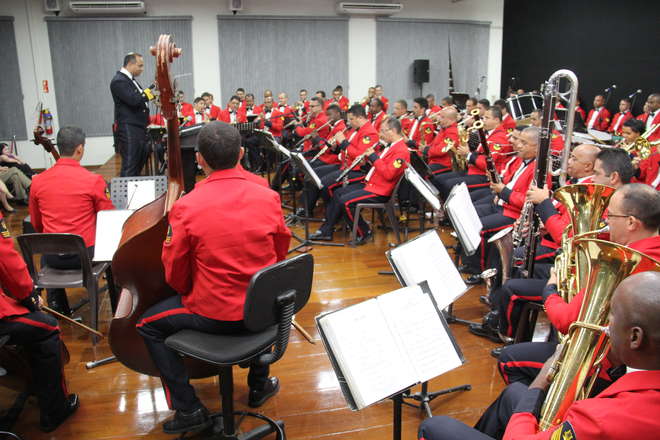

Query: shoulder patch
165,224,173,245
309,123,316,129
492,143,502,151
550,421,576,440
105,187,111,199
425,127,433,134
0,218,10,238
363,136,371,144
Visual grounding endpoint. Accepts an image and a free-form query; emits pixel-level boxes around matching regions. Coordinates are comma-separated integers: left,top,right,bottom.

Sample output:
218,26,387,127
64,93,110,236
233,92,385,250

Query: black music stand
163,123,203,193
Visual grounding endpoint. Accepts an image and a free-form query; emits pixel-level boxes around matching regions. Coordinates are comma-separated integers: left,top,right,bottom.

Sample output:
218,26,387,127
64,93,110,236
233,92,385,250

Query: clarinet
471,110,501,184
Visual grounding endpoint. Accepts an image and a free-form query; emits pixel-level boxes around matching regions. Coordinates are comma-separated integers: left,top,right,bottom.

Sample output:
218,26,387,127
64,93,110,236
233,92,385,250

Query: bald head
567,144,601,179
438,107,459,128
610,272,660,370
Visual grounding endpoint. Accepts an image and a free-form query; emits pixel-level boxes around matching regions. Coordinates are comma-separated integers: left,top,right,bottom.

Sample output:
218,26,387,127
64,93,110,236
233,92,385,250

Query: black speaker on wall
413,59,430,83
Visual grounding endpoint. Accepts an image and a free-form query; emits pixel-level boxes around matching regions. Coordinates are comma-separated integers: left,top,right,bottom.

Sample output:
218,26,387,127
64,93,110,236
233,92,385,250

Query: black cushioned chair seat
165,325,278,366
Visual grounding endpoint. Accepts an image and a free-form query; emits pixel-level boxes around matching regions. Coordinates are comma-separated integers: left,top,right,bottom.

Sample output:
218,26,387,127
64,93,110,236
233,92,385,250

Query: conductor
110,52,156,176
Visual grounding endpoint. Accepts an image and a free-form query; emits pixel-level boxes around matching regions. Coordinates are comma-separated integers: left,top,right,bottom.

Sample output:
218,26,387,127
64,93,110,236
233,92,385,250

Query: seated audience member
0,143,35,178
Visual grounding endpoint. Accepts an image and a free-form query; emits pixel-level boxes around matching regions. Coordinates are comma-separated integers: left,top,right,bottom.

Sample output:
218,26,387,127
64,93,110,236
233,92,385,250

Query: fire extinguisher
42,108,54,135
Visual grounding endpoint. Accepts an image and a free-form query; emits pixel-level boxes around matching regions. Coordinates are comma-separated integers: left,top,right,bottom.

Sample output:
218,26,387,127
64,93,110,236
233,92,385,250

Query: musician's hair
316,90,326,98
123,52,142,67
620,97,631,105
425,94,435,100
245,93,255,99
193,97,205,105
57,126,86,157
197,121,241,171
466,97,478,106
617,183,660,230
299,89,307,94
236,88,245,93
623,118,645,134
441,96,454,105
487,106,502,121
201,92,213,99
229,95,240,103
386,117,402,135
370,98,383,110
310,97,324,107
478,98,490,108
413,97,428,109
375,84,383,89
515,124,527,132
493,99,506,109
348,104,367,119
334,85,343,92
596,148,634,184
594,94,605,100
326,104,341,114
396,99,408,110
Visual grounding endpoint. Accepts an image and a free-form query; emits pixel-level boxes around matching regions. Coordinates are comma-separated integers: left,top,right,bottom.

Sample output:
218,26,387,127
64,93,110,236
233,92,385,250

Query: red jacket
218,108,247,124
586,108,611,131
608,110,632,135
318,119,346,165
636,111,660,141
149,113,165,126
259,107,284,137
545,235,660,335
29,158,115,247
637,153,660,189
499,158,536,219
0,214,34,319
364,139,410,197
550,129,565,153
468,126,513,176
409,116,435,148
378,96,389,111
295,112,330,152
427,123,459,168
339,122,380,171
575,106,586,122
370,111,387,134
162,168,291,321
207,104,222,121
504,370,660,440
326,96,349,111
502,113,517,131
399,116,414,137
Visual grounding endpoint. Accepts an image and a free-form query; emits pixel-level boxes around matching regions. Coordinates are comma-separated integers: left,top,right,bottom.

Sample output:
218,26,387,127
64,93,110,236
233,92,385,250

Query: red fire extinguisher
42,108,54,135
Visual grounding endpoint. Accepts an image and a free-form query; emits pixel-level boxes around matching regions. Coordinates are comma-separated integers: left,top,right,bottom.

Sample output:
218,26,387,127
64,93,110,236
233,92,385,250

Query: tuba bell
539,238,660,430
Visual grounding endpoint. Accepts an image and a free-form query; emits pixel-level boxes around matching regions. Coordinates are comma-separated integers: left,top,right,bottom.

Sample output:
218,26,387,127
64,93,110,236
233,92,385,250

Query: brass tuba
553,183,616,301
539,239,660,430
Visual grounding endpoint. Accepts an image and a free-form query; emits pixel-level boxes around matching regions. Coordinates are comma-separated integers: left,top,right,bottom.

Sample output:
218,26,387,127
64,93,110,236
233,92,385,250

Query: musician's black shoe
249,377,280,408
40,394,80,433
458,264,480,275
491,346,504,358
469,312,502,343
350,230,373,247
47,290,72,316
162,406,212,434
465,274,483,285
295,208,307,217
310,230,333,241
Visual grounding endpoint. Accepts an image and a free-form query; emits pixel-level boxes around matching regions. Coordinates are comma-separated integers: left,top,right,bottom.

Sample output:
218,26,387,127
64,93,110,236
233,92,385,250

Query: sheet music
93,210,134,262
377,286,463,383
404,168,441,211
389,230,467,309
587,129,612,142
291,152,322,189
319,299,416,409
445,183,482,255
126,180,156,210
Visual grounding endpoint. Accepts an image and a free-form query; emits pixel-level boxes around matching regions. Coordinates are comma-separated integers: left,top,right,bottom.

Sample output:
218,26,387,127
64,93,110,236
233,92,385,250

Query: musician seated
392,99,414,136
440,96,454,108
426,94,442,115
419,271,660,440
374,84,389,111
621,118,645,150
310,118,410,245
424,107,460,176
407,97,435,149
496,183,659,389
639,93,660,142
329,85,349,112
586,94,611,132
137,122,291,435
29,126,115,315
302,104,378,217
460,127,539,287
608,98,633,135
201,92,221,120
309,104,345,168
528,110,564,153
256,96,284,140
218,95,246,124
368,98,387,133
183,97,209,127
477,148,635,345
0,213,79,433
493,99,516,132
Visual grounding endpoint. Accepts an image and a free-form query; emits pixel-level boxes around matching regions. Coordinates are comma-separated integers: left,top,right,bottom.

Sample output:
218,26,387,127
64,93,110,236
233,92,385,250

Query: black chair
16,233,114,344
349,176,405,245
165,253,314,439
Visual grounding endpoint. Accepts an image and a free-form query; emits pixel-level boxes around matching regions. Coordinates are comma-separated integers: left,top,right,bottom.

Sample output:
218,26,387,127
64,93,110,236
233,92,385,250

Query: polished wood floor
1,155,504,439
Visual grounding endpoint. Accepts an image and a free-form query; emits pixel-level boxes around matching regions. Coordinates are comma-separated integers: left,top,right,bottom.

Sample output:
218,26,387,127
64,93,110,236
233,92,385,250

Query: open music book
291,151,322,189
317,284,464,411
387,230,467,309
445,183,482,256
93,209,134,262
404,167,441,211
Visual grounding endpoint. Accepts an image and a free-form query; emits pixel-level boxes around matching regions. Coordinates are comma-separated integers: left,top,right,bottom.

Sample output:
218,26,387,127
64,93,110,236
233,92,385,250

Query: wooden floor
1,155,504,439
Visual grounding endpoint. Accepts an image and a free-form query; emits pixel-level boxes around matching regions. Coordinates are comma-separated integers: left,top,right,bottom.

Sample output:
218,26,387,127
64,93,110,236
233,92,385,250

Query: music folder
290,151,322,189
316,283,464,411
404,167,441,211
444,183,482,256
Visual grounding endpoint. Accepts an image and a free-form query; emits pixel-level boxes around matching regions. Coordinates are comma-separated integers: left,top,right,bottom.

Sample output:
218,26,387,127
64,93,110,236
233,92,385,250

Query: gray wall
376,19,490,104
0,17,27,140
46,16,194,137
217,16,348,105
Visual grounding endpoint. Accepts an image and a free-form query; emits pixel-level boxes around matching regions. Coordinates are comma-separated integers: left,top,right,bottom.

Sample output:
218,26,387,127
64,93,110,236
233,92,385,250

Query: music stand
163,123,203,193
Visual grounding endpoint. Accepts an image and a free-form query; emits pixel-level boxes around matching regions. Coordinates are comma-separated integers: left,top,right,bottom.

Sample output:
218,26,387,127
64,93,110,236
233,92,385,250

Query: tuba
539,239,660,430
553,183,616,301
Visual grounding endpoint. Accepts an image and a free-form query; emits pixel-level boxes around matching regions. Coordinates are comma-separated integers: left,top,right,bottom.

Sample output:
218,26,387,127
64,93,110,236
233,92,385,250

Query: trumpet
617,125,657,159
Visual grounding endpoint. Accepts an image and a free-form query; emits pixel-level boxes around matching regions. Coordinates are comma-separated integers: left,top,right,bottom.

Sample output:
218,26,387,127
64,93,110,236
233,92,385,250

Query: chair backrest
110,176,167,209
388,174,406,206
16,233,94,286
243,253,314,333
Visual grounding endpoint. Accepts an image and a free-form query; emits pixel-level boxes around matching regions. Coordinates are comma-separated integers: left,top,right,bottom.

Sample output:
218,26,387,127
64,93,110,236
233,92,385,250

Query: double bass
109,35,216,377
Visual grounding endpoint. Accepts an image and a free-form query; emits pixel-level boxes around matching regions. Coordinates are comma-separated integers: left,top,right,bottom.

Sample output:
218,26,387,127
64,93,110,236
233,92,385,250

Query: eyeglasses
607,212,633,219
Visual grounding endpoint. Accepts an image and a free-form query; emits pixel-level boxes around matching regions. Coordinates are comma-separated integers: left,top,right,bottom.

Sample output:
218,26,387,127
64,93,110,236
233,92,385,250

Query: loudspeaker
413,59,429,84
43,0,61,13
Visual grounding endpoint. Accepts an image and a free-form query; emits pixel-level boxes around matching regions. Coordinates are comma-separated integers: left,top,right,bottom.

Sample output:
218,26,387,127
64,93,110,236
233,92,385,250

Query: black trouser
418,382,528,440
137,295,269,412
303,166,363,216
433,171,489,200
461,204,515,274
117,123,148,177
243,133,264,172
318,183,387,238
491,278,546,338
42,247,94,315
0,311,68,424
